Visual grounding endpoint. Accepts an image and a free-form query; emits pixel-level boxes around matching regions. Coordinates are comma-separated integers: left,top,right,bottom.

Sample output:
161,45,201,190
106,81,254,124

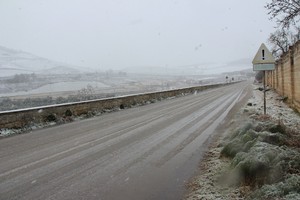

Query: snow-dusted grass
247,85,300,130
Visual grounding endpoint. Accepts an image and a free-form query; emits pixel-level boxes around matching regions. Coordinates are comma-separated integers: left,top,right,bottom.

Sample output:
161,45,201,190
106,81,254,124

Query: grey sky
0,0,275,71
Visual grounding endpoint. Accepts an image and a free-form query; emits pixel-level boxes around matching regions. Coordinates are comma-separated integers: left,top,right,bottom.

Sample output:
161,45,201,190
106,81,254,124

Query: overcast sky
0,0,276,72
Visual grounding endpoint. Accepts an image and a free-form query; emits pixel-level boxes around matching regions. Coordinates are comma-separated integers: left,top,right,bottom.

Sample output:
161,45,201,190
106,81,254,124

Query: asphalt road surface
0,82,251,200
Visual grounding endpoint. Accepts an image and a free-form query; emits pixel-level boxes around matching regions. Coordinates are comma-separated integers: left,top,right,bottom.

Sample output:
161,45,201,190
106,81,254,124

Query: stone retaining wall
266,41,300,112
0,83,231,129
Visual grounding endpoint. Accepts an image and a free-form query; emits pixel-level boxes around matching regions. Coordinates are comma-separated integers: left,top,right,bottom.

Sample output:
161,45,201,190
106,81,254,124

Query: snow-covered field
0,81,110,97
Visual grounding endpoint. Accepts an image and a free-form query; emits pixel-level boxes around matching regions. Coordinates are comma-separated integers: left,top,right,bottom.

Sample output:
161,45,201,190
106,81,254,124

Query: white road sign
252,43,275,71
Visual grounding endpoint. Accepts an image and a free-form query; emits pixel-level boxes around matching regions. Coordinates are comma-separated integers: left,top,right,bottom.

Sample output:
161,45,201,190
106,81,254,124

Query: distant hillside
0,45,84,77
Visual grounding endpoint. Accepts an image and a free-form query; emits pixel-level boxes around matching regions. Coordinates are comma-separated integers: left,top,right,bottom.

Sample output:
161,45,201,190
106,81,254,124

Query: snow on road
0,82,250,200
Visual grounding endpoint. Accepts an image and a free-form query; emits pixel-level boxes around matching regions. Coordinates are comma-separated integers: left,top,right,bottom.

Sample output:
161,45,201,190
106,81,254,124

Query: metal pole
263,70,266,115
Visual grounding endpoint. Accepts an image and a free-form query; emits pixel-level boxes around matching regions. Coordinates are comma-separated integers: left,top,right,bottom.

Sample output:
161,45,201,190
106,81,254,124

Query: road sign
252,43,275,71
253,63,275,71
252,43,276,115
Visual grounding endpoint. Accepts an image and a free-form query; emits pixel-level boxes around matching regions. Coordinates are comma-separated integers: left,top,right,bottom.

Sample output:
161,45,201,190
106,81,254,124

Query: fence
266,41,300,112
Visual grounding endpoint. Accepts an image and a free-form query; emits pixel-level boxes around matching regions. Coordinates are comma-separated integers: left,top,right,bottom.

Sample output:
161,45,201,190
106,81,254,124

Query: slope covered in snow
0,45,84,77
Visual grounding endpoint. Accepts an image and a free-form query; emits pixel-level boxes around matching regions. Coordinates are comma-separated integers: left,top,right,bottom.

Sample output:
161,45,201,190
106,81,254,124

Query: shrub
119,104,125,109
258,131,286,146
269,124,286,134
221,124,257,158
45,113,57,122
249,175,300,200
65,109,73,117
231,142,278,185
221,138,245,158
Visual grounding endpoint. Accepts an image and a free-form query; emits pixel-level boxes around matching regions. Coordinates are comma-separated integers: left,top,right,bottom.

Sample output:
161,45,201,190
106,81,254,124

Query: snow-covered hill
0,45,84,77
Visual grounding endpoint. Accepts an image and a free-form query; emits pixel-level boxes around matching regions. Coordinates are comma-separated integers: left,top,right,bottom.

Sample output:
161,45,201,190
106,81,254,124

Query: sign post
252,43,275,115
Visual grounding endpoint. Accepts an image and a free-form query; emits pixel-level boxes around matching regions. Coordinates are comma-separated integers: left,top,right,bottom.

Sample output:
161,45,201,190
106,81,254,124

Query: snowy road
0,82,251,200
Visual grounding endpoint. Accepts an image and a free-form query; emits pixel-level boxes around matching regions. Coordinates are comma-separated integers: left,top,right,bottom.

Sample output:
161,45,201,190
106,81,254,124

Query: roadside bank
185,84,300,200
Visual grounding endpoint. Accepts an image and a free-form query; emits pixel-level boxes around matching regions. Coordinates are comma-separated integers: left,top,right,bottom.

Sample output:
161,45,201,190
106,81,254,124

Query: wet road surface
0,82,251,200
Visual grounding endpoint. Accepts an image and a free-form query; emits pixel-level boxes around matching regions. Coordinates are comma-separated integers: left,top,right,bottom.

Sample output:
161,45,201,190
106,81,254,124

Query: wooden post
264,70,266,115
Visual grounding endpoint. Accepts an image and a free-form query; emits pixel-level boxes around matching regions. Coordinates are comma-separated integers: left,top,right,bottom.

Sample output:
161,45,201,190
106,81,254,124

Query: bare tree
268,26,300,58
77,84,96,100
291,25,300,42
266,0,300,29
268,29,290,58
